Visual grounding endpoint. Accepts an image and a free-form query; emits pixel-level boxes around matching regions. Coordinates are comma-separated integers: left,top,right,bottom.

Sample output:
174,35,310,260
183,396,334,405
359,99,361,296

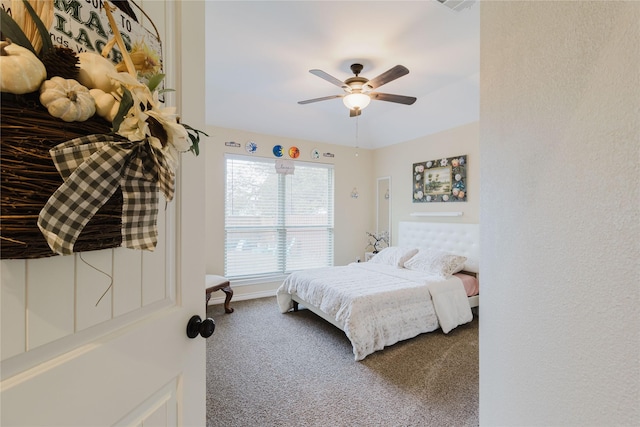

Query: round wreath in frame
412,155,467,203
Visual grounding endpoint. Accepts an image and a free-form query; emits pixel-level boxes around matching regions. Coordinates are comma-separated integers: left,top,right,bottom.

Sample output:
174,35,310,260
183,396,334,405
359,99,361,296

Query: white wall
480,2,639,425
373,122,480,243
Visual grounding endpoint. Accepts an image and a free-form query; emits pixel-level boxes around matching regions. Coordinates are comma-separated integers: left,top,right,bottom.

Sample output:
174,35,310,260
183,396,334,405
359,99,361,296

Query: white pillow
403,250,467,278
368,247,419,268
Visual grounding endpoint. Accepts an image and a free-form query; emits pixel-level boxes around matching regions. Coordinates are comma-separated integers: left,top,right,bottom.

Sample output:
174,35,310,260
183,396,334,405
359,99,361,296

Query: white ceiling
205,1,479,150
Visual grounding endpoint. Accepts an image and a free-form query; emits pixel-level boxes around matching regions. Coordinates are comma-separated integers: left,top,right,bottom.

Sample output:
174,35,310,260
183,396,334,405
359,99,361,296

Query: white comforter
276,262,472,361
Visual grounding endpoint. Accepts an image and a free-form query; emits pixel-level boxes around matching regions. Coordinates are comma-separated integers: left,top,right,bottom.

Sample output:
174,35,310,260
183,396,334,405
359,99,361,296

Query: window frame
223,154,334,282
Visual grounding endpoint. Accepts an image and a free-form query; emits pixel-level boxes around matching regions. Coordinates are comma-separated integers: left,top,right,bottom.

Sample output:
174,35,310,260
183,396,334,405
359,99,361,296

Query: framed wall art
412,155,467,203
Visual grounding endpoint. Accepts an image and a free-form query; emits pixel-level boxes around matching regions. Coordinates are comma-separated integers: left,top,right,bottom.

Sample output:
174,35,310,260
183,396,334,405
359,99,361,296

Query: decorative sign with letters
0,0,161,67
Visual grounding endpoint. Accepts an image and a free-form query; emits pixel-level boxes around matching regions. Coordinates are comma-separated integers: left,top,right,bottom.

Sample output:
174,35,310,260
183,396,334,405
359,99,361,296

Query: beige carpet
206,297,478,426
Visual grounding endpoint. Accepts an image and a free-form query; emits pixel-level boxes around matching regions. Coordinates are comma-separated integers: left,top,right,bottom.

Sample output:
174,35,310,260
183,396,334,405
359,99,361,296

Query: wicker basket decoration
1,0,204,259
1,93,123,259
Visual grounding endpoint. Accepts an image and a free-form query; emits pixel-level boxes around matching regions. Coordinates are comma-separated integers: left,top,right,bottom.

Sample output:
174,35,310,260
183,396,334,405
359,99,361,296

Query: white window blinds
224,154,334,279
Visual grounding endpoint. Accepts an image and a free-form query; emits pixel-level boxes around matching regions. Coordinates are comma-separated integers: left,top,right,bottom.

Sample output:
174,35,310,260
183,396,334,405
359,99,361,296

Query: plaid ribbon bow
38,134,175,255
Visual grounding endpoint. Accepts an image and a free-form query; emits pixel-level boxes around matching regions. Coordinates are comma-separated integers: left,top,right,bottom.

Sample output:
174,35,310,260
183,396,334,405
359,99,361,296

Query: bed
276,221,480,361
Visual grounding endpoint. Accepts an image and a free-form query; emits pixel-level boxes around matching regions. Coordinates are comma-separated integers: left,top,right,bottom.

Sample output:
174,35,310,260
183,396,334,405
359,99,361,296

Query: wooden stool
206,275,234,313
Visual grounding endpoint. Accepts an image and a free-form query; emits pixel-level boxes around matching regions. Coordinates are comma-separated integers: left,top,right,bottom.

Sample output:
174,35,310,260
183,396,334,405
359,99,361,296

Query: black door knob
186,315,215,339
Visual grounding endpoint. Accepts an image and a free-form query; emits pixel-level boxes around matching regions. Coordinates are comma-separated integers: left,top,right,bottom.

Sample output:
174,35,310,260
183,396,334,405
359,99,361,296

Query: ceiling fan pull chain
355,116,360,157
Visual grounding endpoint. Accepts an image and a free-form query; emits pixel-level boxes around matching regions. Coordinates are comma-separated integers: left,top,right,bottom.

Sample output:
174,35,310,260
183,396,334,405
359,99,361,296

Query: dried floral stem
103,1,136,77
366,231,390,253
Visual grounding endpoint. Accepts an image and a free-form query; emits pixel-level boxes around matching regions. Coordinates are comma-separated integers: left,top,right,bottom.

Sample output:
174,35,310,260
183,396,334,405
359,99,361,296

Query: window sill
228,274,289,287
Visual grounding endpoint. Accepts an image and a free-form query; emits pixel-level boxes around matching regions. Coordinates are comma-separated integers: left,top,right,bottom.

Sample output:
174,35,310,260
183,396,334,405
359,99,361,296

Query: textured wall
373,121,480,238
479,1,639,425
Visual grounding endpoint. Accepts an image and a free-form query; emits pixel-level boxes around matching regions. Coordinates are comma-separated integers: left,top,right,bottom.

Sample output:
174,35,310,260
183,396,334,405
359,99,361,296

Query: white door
0,2,208,425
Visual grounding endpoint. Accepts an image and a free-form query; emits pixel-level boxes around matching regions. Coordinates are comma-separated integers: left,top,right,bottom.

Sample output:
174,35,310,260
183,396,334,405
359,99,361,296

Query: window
224,154,334,280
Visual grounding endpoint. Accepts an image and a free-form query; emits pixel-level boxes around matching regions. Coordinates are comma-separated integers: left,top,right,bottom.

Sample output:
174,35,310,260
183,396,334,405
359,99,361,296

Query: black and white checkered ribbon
37,134,175,255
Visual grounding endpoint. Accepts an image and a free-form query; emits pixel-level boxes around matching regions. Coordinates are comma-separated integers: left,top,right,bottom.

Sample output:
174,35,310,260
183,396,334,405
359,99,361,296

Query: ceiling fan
298,63,417,117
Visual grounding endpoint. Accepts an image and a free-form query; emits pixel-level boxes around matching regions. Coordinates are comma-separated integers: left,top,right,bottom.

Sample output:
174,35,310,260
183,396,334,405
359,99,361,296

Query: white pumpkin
40,77,96,122
77,52,119,93
89,88,120,122
0,40,46,94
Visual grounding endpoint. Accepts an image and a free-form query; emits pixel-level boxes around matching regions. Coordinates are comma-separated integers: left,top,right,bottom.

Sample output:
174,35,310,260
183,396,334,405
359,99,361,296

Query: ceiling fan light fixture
300,64,415,113
343,93,371,111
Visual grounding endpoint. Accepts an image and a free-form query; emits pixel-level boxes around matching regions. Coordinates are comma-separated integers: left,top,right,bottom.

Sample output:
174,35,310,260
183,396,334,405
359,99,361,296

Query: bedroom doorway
377,176,391,244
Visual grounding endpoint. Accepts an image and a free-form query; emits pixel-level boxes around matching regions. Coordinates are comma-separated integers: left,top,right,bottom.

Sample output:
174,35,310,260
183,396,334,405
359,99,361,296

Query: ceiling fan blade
363,65,410,91
309,69,350,91
369,92,417,105
349,108,362,118
298,94,344,105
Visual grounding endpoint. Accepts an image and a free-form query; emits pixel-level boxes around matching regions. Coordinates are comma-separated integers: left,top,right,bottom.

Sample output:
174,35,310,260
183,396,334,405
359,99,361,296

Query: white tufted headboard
398,222,480,273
